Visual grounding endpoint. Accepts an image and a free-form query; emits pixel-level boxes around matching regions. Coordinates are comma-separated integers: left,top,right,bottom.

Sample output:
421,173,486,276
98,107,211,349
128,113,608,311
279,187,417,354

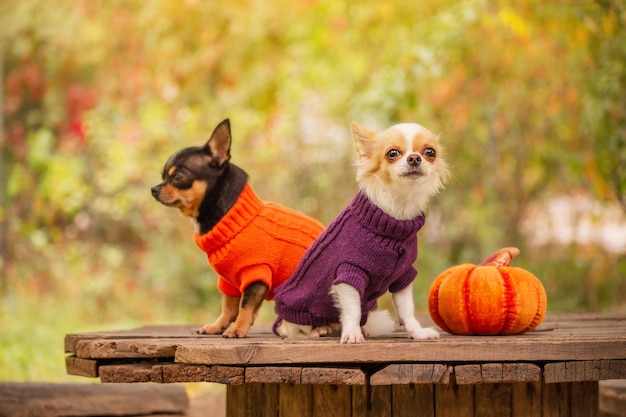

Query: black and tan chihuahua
151,119,324,338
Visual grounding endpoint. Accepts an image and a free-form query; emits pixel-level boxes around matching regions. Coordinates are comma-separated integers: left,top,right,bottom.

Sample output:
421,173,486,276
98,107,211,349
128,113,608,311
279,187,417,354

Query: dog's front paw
407,326,440,341
197,323,226,335
340,327,365,344
222,324,249,339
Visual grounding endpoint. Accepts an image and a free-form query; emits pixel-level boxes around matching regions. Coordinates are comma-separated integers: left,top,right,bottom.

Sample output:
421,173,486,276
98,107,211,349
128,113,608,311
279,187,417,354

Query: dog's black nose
151,185,161,199
407,154,421,166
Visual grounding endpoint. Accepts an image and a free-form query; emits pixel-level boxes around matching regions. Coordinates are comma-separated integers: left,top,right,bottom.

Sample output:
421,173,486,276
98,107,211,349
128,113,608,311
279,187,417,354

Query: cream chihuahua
273,122,450,343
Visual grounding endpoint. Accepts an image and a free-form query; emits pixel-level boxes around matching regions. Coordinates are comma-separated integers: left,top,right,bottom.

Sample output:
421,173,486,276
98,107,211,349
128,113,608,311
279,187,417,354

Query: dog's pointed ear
351,122,377,159
204,119,232,166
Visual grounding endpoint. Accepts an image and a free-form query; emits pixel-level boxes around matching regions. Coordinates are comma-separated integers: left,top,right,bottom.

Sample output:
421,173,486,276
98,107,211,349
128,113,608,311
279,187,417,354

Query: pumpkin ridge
500,268,517,334
428,274,449,332
523,276,548,332
463,267,475,335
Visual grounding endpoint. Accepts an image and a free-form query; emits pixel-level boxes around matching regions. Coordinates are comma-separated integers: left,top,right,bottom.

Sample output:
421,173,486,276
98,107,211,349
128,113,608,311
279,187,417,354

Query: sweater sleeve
218,276,242,297
239,264,273,296
333,263,370,299
389,265,417,293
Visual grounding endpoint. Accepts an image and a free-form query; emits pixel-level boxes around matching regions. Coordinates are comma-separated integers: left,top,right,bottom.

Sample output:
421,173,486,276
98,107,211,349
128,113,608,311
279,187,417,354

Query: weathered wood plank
542,381,598,417
572,381,599,417
475,383,512,417
63,313,626,351
545,360,626,383
279,384,312,417
226,383,279,417
301,367,366,385
600,360,626,380
99,363,154,383
64,325,201,353
538,313,626,329
152,363,244,385
370,364,450,385
455,363,541,384
220,380,601,417
63,313,626,355
89,361,244,384
64,314,626,364
226,384,247,417
246,366,302,384
173,336,626,366
312,385,352,417
63,314,626,389
64,356,99,378
369,385,392,417
75,338,181,359
244,366,365,385
512,381,542,417
0,382,188,417
434,377,474,417
392,384,434,417
352,385,368,417
543,382,571,417
348,385,410,417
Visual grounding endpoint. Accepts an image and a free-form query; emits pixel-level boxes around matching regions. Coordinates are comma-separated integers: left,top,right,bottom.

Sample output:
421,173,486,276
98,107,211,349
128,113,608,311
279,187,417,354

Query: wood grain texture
312,385,352,417
392,384,434,417
600,360,626,380
544,360,626,383
223,380,600,417
64,325,201,353
174,336,626,365
474,383,512,417
542,382,571,417
369,385,392,417
279,384,312,417
66,314,626,361
512,381,542,416
64,314,626,386
0,382,188,417
64,356,99,378
227,383,279,417
572,381,599,417
152,363,244,384
99,363,154,383
435,377,474,417
75,338,181,359
455,363,541,384
244,366,365,385
301,367,366,385
370,364,450,385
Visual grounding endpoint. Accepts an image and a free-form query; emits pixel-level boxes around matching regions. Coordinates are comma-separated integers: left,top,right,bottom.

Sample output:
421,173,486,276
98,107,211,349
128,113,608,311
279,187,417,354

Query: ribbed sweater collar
350,192,425,240
194,183,263,253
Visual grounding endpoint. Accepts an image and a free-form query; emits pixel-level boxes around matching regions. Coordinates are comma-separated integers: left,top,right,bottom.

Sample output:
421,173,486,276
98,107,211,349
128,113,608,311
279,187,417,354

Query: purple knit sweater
273,192,425,332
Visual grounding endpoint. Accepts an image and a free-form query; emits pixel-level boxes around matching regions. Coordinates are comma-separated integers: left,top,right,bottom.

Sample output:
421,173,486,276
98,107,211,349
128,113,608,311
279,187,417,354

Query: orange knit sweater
194,184,324,300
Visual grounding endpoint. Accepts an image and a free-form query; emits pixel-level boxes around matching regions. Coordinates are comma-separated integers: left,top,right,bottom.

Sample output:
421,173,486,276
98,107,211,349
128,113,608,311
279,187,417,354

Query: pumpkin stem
479,247,520,267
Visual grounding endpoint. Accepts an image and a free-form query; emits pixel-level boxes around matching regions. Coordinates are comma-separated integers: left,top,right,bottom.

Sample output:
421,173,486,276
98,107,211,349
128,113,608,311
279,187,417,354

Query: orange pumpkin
427,247,547,335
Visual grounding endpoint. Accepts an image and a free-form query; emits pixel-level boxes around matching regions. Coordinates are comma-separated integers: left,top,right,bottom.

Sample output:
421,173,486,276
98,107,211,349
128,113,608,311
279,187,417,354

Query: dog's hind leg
223,281,268,338
198,294,240,335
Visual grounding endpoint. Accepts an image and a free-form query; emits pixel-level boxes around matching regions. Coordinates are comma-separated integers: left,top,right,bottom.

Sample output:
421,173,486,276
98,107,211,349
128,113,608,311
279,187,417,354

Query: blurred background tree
1,0,625,381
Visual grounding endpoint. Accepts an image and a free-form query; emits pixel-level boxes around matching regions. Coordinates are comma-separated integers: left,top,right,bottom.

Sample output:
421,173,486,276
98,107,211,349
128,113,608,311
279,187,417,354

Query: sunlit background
1,0,625,382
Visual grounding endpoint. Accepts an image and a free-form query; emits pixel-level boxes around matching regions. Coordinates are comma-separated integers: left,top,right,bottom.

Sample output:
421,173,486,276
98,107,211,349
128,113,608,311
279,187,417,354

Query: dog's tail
362,310,396,337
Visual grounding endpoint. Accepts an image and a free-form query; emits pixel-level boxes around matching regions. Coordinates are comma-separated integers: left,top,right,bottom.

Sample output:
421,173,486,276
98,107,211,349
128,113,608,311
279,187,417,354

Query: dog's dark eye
171,172,184,184
423,147,436,159
386,149,401,161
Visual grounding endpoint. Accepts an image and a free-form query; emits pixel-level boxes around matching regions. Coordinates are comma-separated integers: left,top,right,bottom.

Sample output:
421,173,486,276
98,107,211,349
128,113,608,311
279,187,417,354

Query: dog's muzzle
150,184,163,200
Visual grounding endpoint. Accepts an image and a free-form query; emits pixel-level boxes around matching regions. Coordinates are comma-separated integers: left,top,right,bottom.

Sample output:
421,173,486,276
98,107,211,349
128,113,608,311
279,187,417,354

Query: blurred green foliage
1,0,625,381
